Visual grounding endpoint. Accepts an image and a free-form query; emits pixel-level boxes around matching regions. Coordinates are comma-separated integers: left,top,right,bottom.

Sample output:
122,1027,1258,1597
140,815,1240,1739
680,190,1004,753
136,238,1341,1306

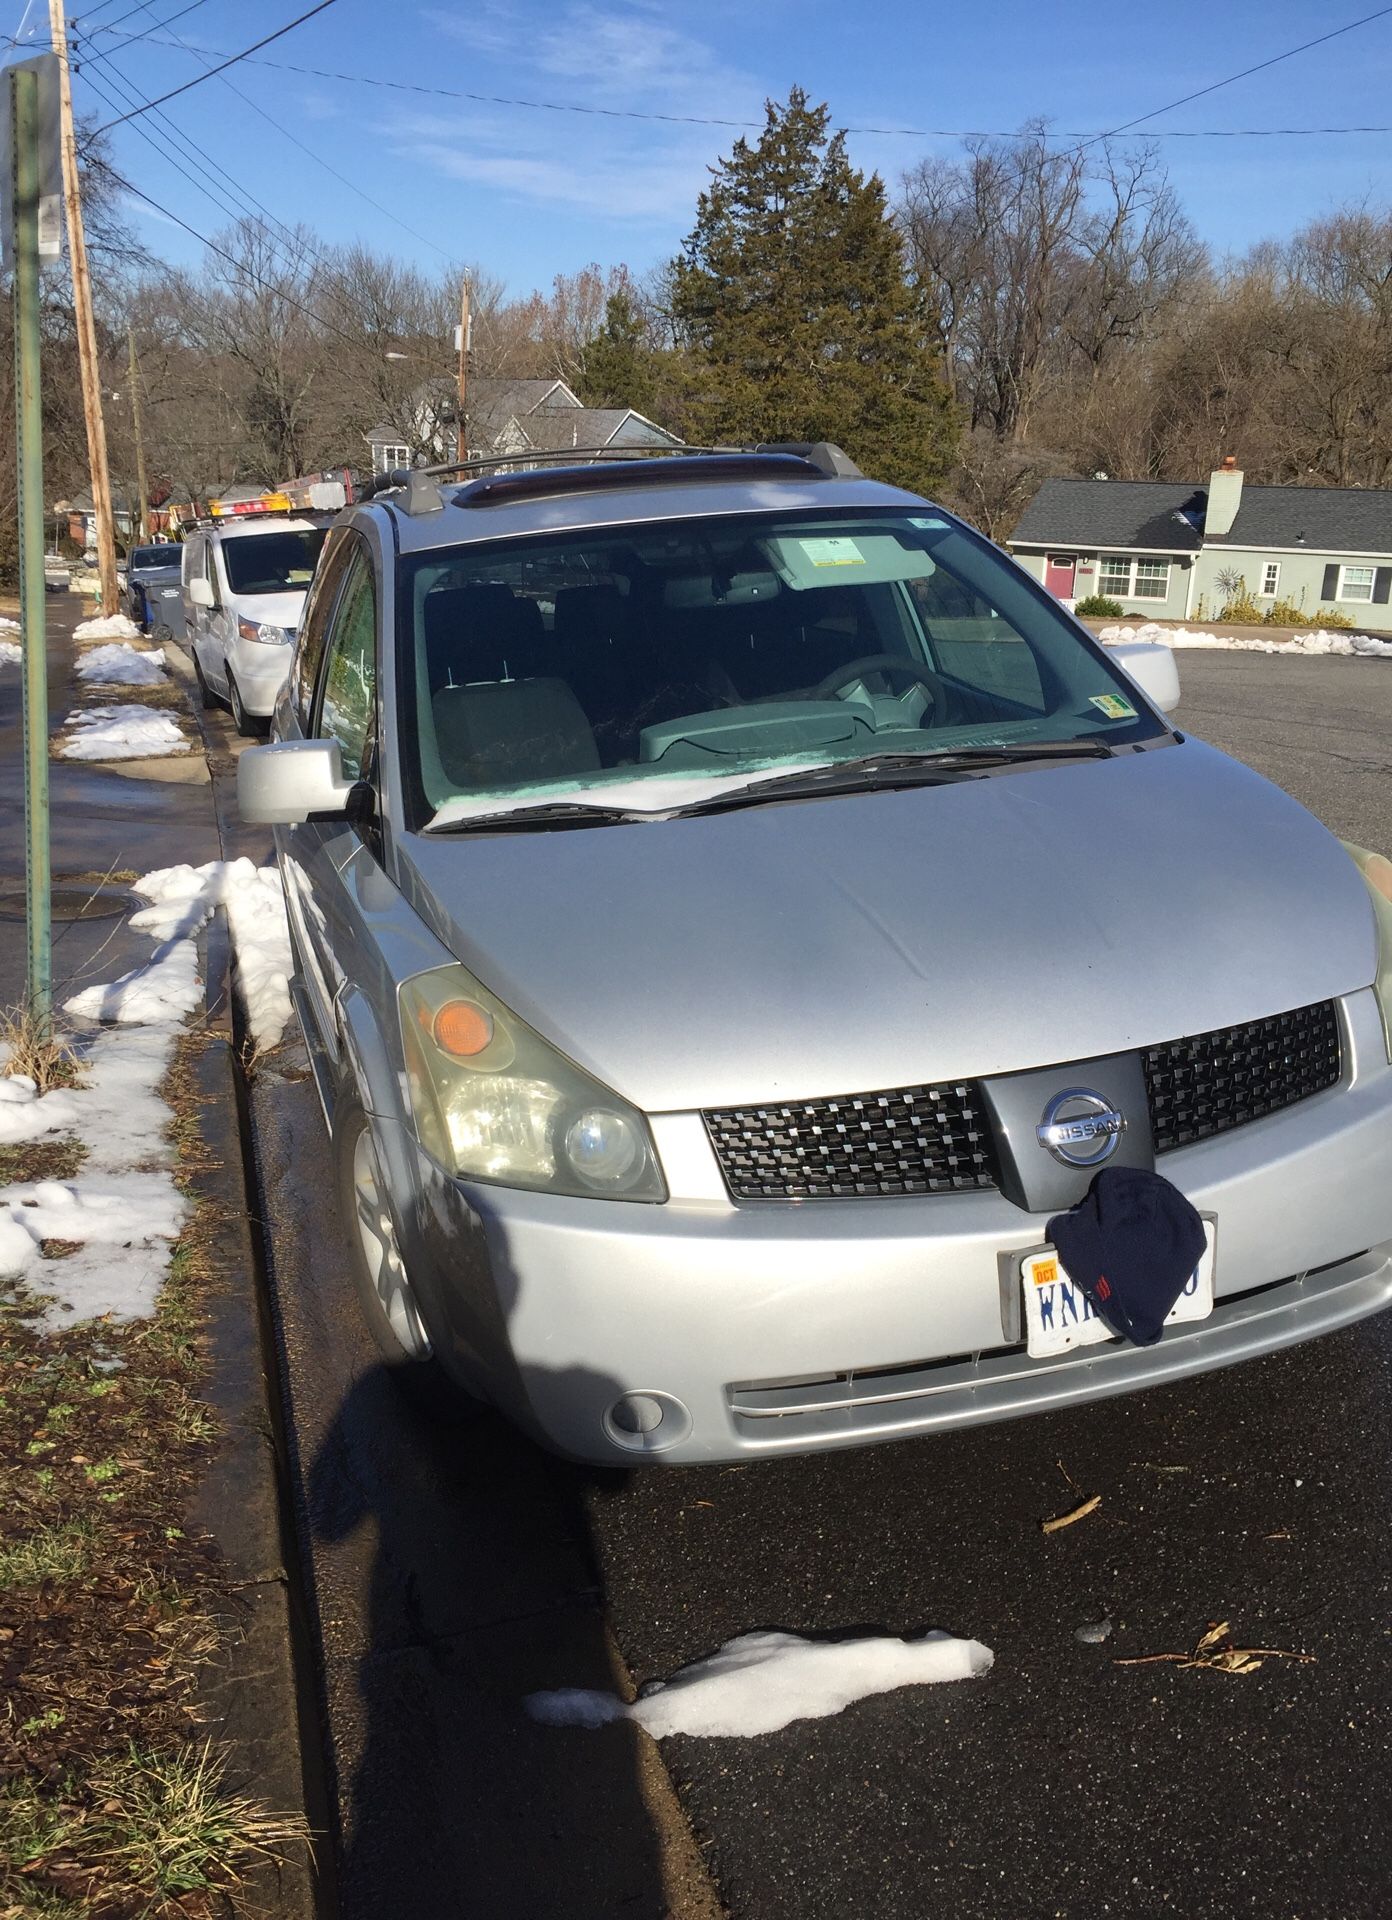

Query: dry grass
0,1741,310,1915
0,1139,87,1187
0,1005,83,1095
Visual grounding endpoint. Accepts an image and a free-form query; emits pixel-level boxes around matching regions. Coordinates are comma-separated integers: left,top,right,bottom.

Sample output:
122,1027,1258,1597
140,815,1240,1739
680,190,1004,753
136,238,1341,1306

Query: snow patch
1099,621,1392,658
526,1629,994,1739
0,641,20,668
66,859,293,1050
59,705,189,760
74,642,167,687
0,614,19,632
0,1026,188,1330
73,612,142,641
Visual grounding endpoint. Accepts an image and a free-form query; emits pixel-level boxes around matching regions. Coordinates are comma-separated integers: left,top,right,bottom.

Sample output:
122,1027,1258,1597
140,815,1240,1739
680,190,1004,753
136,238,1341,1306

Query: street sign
1,53,62,267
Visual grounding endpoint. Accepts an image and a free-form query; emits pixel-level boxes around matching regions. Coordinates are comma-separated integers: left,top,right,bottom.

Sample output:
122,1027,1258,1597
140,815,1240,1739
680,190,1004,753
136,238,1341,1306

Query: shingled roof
1010,479,1206,552
1217,485,1392,554
1011,475,1392,556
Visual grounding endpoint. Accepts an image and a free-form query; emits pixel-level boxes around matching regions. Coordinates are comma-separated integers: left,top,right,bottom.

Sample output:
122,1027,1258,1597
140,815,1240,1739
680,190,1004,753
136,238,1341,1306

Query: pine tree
577,289,659,413
672,89,957,495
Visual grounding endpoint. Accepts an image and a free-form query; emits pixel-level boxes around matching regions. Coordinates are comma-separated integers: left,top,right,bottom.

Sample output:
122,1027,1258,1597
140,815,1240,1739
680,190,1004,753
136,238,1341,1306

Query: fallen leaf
1196,1620,1231,1652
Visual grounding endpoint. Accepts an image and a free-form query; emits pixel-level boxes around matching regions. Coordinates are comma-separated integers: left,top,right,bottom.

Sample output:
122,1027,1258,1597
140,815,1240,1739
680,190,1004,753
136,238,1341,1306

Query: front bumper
228,637,292,715
406,989,1392,1465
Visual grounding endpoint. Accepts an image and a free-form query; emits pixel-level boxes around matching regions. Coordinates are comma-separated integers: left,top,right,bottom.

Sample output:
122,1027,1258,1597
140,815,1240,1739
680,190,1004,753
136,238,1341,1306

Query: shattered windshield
397,508,1166,828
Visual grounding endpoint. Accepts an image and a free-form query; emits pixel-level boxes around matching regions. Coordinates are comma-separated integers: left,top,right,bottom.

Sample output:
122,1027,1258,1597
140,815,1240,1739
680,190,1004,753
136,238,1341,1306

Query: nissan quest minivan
237,446,1392,1465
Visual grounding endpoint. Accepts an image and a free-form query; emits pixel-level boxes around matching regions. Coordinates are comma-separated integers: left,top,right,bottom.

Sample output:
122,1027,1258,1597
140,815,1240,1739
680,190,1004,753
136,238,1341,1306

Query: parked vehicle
183,514,327,734
125,543,184,637
237,446,1392,1466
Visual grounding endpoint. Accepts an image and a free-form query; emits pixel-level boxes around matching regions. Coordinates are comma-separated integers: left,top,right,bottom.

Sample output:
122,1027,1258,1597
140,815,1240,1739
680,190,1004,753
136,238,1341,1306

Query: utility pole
6,56,62,1039
48,0,119,613
454,274,471,463
126,325,148,542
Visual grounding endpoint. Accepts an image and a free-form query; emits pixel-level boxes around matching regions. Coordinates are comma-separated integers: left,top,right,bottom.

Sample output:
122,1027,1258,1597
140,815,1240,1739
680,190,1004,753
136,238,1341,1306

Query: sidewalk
0,594,317,1917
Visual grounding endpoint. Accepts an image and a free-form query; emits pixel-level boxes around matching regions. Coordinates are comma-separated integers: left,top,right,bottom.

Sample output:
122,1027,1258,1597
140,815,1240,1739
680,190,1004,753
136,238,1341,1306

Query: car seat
432,678,601,789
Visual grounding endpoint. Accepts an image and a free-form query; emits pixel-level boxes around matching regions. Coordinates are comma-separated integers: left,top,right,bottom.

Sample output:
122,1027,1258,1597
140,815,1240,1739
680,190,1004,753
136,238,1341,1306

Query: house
66,489,135,548
1008,461,1392,632
363,375,681,475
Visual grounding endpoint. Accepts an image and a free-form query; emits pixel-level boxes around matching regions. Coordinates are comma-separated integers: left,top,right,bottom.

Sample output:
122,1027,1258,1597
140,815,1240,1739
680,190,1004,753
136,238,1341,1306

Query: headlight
1343,842,1392,1060
397,964,666,1201
236,617,291,645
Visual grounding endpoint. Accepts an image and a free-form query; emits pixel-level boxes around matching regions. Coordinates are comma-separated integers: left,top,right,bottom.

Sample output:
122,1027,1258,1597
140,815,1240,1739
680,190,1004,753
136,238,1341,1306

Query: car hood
397,739,1378,1112
231,589,305,632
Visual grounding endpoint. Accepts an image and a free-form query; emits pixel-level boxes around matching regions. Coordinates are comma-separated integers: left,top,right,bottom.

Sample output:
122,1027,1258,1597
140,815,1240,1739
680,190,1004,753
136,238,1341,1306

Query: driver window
316,549,378,781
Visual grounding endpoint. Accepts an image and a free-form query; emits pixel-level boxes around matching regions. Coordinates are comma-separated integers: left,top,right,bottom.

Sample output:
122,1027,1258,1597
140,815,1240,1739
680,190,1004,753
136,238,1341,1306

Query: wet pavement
0,596,210,1010
210,651,1392,1919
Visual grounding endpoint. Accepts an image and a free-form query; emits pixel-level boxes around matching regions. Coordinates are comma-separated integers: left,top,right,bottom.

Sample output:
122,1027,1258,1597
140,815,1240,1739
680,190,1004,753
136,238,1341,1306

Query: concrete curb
191,908,330,1917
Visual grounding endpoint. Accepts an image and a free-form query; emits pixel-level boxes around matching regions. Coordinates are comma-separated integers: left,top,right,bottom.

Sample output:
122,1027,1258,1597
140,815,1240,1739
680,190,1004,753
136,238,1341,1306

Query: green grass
0,1518,94,1590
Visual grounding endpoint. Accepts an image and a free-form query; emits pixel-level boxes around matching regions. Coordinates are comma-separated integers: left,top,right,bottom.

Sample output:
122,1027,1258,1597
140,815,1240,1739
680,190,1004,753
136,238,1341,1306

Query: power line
73,25,1392,142
108,160,389,355
76,47,339,283
90,0,339,131
1082,3,1392,149
82,0,209,41
76,9,454,260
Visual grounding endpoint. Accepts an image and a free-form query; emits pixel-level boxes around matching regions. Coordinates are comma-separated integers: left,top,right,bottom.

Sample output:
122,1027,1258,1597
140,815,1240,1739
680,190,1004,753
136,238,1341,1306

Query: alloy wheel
351,1127,432,1360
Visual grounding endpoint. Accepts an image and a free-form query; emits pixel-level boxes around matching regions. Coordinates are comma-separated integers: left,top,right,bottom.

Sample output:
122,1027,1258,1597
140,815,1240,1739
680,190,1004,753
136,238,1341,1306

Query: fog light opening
603,1390,693,1454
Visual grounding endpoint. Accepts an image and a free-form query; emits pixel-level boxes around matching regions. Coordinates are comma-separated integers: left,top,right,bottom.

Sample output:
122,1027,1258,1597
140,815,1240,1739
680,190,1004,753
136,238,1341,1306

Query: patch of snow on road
0,614,18,631
1099,622,1392,658
526,1629,995,1739
0,642,20,668
73,612,142,641
66,859,293,1050
59,705,188,759
74,642,167,686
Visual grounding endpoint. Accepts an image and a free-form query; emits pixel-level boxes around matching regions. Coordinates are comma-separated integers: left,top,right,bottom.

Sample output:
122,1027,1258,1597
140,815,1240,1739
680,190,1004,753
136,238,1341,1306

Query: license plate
1021,1220,1216,1359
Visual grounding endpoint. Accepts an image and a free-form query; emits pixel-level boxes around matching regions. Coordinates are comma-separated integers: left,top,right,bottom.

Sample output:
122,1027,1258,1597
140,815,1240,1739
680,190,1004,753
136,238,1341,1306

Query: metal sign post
4,54,62,1040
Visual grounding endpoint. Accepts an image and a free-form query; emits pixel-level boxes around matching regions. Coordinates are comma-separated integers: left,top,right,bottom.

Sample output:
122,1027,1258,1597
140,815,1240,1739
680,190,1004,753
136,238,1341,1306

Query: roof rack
364,441,863,516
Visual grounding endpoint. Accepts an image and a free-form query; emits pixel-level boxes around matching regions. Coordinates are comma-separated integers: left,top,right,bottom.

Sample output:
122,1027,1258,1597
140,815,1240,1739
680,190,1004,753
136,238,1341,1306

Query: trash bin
148,585,187,645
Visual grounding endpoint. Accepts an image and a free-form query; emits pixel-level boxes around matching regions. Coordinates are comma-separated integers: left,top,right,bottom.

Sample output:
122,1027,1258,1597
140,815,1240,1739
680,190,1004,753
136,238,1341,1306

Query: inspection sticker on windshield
1089,693,1137,719
1021,1221,1216,1359
798,537,866,568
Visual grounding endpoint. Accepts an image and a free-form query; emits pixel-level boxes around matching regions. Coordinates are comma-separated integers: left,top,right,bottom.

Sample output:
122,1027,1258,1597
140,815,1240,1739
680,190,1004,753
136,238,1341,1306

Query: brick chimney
1206,454,1244,539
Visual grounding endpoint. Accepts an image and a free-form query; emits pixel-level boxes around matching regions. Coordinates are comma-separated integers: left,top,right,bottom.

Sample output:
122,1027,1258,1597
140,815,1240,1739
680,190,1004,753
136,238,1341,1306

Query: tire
192,652,217,710
227,671,262,737
333,1092,478,1421
152,621,174,645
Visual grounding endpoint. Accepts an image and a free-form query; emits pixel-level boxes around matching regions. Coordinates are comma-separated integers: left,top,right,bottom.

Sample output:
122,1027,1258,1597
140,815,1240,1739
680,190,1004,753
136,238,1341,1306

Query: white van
183,516,328,734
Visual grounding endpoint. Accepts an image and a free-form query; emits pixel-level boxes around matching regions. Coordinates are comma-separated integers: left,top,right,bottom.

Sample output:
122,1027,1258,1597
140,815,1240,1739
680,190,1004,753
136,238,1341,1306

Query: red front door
1044,554,1077,598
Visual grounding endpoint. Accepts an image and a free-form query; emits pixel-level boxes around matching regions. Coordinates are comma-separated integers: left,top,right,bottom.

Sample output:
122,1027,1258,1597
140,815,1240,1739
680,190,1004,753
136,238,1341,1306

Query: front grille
1143,999,1342,1154
704,1082,1000,1201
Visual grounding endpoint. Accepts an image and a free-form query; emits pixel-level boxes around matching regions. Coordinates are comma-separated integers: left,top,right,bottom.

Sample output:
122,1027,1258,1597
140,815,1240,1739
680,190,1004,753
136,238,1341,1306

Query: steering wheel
814,653,956,724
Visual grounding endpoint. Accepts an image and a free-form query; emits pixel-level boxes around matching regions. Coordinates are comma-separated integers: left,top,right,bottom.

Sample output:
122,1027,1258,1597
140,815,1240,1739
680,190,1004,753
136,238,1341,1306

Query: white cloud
405,1,764,225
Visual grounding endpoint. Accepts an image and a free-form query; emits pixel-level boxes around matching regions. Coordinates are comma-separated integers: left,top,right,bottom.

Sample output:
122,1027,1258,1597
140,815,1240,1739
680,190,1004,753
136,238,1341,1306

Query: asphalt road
207,649,1392,1920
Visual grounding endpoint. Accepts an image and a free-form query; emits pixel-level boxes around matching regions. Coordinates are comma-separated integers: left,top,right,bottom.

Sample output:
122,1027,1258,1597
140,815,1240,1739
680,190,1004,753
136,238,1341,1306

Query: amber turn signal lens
1367,853,1392,904
433,999,495,1058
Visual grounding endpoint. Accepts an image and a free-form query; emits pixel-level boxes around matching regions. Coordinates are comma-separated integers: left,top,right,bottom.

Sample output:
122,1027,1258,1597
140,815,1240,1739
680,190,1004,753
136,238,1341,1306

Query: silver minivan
238,447,1392,1465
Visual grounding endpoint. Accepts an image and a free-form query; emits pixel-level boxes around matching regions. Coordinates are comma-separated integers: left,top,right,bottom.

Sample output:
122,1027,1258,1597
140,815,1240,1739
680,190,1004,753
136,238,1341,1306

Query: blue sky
9,0,1392,293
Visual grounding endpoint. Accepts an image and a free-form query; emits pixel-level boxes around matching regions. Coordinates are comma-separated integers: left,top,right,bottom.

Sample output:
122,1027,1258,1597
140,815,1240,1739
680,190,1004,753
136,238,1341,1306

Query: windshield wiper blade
428,802,650,834
675,740,1116,814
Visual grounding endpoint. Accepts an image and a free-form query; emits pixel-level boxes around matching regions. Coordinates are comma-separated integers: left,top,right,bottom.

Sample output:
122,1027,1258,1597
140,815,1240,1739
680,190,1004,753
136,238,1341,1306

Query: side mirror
1106,640,1181,713
188,576,214,609
238,738,356,824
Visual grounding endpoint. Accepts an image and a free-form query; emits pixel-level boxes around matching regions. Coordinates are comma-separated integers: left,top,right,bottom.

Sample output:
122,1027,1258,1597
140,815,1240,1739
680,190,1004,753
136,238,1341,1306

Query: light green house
1008,463,1392,633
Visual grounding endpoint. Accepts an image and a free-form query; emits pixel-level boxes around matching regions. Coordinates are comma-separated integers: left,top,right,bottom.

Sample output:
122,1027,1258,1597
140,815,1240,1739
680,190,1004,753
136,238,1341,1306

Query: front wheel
227,671,262,737
192,651,217,710
333,1093,478,1420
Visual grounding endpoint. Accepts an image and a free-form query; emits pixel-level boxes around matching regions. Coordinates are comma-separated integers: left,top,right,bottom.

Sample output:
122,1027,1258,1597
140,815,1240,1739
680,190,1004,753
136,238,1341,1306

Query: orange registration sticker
1032,1256,1059,1289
